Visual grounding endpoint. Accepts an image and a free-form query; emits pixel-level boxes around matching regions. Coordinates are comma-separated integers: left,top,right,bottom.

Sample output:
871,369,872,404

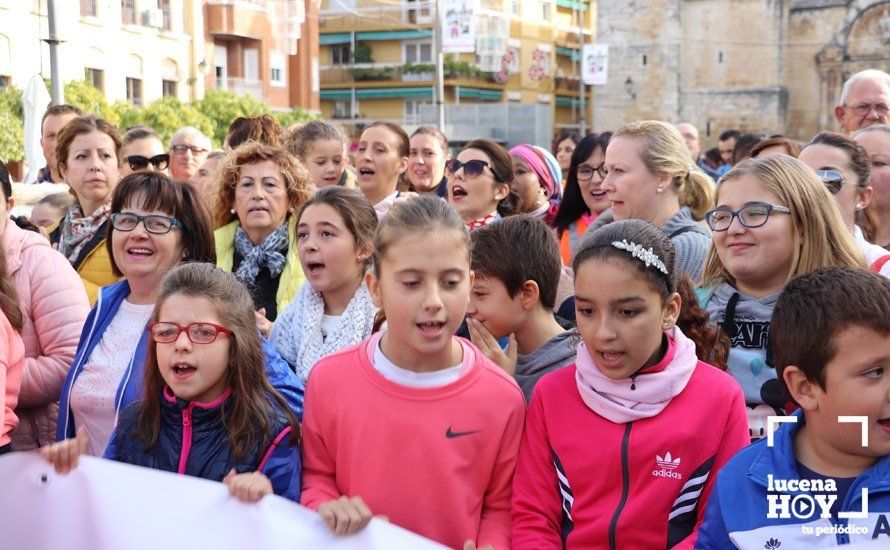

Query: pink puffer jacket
2,223,89,449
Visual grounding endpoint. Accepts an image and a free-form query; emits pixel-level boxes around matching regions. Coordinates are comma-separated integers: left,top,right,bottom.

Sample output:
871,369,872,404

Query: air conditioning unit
142,8,163,28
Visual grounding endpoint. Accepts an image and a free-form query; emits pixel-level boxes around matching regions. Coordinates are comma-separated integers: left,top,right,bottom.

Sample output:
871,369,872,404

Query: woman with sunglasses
798,132,890,276
49,116,122,305
55,172,217,456
698,155,864,441
552,132,612,265
446,138,518,230
119,126,169,179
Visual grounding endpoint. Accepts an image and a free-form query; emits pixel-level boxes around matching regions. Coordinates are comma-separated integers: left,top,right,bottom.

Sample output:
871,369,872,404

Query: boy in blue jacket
697,267,890,548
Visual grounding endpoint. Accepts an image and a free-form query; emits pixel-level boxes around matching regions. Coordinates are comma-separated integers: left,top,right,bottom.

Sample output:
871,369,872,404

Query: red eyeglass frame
148,322,233,344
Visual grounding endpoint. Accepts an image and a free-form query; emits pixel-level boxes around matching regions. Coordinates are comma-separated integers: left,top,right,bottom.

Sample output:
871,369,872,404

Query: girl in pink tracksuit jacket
512,220,749,549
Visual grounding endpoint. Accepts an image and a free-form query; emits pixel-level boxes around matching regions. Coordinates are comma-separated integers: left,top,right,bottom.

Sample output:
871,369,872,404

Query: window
121,0,136,25
541,1,550,21
159,0,172,31
331,44,351,65
85,68,104,91
162,79,177,97
405,0,433,24
126,77,142,106
332,99,352,119
512,0,521,16
404,41,433,64
80,0,97,17
404,99,431,125
244,48,259,81
0,75,9,89
270,52,286,87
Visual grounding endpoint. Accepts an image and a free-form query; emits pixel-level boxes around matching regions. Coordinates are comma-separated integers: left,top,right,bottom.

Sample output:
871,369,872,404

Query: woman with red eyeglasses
446,138,519,230
42,263,301,503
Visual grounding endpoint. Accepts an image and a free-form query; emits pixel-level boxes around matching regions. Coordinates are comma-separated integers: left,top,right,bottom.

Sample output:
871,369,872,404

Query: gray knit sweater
581,206,711,280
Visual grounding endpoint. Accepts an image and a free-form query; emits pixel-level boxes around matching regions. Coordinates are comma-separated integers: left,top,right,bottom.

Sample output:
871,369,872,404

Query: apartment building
318,0,593,146
0,0,318,112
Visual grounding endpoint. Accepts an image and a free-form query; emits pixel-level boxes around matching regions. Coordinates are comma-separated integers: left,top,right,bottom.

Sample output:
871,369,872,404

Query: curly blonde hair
212,142,312,229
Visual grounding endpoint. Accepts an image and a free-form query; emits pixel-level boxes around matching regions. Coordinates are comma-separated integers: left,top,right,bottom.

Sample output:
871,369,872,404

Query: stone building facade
594,0,890,145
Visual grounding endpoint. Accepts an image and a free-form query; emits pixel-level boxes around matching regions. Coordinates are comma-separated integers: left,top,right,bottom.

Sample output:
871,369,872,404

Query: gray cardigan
581,207,711,281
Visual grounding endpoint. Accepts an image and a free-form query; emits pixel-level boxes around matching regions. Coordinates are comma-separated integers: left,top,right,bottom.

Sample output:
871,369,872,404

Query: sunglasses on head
125,154,170,172
816,170,846,195
445,159,491,178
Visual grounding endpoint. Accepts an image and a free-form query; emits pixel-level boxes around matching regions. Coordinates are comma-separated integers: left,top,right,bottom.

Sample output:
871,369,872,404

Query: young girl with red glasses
41,263,301,503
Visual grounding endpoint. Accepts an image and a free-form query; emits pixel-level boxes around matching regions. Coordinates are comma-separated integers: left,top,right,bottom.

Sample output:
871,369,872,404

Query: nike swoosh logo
446,426,480,439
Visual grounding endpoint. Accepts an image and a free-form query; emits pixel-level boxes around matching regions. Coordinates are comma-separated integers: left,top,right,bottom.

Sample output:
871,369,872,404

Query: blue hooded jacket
104,388,300,502
57,280,304,443
697,410,890,548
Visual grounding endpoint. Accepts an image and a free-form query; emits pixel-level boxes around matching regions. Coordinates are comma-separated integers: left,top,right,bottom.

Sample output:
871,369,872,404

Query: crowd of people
1,67,889,549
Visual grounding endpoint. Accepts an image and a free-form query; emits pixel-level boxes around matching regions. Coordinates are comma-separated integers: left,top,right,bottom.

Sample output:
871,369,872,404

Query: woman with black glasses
552,132,611,266
697,155,864,441
55,172,216,456
446,138,518,230
798,131,890,276
119,126,169,179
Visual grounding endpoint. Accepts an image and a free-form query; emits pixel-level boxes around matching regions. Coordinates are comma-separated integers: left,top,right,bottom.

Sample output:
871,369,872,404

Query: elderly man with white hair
835,69,890,134
168,126,212,182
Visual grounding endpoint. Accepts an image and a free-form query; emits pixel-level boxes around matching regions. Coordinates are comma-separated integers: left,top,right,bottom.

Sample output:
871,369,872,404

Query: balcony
554,75,581,93
206,2,271,39
215,77,264,101
319,6,434,34
320,64,436,85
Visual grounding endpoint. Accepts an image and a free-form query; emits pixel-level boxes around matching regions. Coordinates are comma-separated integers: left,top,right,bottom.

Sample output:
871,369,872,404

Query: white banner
582,43,609,86
441,0,476,53
0,453,446,550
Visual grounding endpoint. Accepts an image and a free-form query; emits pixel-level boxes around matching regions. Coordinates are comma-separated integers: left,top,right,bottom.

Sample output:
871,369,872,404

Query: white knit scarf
271,280,377,382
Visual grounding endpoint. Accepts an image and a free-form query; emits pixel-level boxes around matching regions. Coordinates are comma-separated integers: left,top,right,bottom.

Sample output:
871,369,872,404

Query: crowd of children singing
0,110,889,549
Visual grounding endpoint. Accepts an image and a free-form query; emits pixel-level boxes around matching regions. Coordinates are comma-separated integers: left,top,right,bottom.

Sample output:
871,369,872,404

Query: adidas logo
652,451,683,479
657,452,681,470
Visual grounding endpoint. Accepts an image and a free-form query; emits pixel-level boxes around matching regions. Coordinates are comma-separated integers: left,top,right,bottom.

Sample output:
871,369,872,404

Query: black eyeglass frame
110,212,183,234
576,163,607,182
124,154,170,172
445,159,492,178
705,202,792,232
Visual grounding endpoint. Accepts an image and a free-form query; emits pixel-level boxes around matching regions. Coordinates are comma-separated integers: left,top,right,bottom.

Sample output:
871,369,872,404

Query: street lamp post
46,0,64,105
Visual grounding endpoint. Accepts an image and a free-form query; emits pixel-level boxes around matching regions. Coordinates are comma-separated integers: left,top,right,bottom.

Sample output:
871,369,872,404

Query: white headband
611,240,669,275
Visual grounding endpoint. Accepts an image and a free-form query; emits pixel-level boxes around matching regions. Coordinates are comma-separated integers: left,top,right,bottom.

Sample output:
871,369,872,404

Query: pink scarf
574,326,698,423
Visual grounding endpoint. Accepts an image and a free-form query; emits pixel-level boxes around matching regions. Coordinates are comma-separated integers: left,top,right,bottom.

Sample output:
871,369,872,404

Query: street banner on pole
582,44,609,86
441,0,477,53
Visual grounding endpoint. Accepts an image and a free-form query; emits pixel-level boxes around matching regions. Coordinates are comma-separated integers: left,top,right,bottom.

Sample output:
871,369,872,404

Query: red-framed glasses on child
148,322,232,344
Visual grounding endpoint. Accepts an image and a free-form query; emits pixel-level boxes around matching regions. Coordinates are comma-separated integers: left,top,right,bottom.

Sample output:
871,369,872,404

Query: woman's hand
40,426,89,474
255,308,273,339
467,317,518,376
223,469,273,503
317,495,374,536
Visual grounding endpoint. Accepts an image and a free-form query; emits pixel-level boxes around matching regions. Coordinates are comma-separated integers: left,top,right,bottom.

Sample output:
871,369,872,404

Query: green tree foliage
0,86,24,162
194,89,269,146
0,80,315,160
65,80,119,124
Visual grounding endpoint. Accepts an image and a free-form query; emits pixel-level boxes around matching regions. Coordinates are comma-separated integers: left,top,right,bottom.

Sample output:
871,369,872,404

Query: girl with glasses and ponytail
42,263,301,503
698,155,865,441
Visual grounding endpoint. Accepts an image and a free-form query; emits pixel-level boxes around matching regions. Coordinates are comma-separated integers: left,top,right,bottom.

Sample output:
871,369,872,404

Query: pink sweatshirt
1,312,25,447
301,334,526,549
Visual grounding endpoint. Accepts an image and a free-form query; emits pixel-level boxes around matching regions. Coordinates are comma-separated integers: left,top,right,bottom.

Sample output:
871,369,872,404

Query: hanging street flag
441,0,477,53
582,43,609,86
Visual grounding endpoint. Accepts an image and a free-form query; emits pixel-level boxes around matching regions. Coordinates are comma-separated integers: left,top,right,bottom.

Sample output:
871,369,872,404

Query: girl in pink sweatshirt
512,219,749,549
300,196,526,549
0,242,24,453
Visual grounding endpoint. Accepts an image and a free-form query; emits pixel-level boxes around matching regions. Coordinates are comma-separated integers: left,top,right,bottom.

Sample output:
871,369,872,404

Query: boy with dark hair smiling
697,267,890,548
466,215,576,401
